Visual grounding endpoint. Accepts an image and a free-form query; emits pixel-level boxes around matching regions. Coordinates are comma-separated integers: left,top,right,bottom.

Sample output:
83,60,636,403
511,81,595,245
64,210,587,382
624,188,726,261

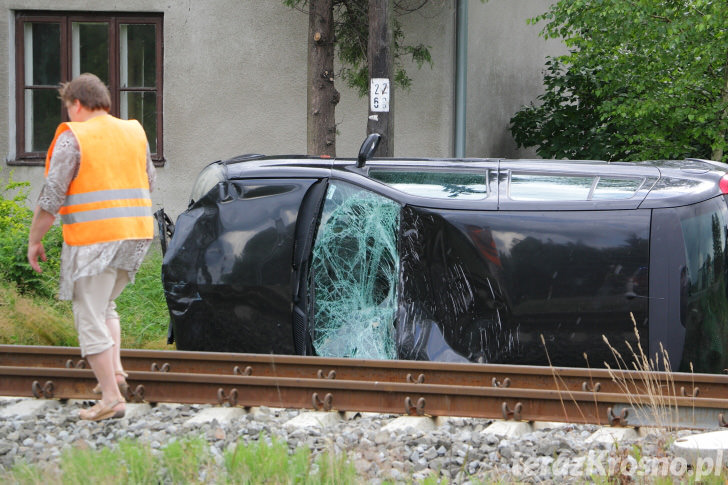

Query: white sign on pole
370,78,390,113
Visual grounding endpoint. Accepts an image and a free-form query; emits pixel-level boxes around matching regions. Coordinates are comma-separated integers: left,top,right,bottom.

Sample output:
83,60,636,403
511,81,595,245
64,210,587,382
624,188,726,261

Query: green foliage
224,435,310,484
118,439,158,485
0,282,77,346
59,445,125,485
3,460,45,485
511,0,728,162
2,436,359,484
510,58,627,160
0,172,63,299
0,247,168,349
310,449,358,484
282,0,434,97
0,171,168,349
161,437,211,484
114,244,170,348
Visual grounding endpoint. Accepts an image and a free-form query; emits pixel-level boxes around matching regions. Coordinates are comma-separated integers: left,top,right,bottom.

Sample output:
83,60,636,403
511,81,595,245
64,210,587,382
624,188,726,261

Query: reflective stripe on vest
63,188,151,207
61,205,153,225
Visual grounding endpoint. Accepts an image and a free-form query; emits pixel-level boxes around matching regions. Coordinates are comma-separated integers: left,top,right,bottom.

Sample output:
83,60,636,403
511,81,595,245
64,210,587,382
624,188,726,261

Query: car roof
213,155,728,210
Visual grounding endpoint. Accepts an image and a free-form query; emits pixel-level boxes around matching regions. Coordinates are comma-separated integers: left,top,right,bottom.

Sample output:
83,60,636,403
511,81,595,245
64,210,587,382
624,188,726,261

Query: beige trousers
72,267,130,357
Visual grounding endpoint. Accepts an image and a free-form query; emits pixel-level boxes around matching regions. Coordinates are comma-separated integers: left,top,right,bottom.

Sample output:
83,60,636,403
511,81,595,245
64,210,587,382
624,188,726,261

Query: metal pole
454,0,468,158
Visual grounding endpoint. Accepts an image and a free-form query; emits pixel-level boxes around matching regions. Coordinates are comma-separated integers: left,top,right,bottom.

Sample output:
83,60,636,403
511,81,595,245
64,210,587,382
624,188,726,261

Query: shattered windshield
310,181,401,359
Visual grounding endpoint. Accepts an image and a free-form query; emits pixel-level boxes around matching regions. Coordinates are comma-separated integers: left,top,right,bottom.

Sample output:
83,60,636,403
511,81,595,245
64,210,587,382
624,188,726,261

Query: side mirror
153,209,175,256
357,133,382,168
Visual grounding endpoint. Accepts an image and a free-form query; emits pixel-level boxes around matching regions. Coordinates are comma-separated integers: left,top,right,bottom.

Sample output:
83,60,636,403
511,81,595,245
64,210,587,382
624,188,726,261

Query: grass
0,243,170,350
602,313,681,431
539,312,685,430
7,434,725,485
538,314,728,482
0,283,77,347
114,244,170,349
0,436,359,485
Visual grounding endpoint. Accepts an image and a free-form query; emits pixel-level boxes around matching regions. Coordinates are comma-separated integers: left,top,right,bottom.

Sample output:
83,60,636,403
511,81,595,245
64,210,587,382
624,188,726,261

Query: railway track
2,345,728,429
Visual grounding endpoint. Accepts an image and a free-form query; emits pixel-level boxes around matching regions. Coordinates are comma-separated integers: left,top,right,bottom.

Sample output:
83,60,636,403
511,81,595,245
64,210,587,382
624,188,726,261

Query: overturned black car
160,136,728,373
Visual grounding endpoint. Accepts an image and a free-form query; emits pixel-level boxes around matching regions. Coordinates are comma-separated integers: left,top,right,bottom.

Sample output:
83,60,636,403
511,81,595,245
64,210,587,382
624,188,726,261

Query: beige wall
466,0,564,158
1,0,559,219
2,0,310,218
337,0,457,159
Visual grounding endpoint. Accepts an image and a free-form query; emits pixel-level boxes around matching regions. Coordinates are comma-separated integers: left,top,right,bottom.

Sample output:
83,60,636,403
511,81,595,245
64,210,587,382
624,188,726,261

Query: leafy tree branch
512,0,728,162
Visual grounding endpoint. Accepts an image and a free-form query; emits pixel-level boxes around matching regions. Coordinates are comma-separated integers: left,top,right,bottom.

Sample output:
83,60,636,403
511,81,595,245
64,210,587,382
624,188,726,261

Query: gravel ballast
0,397,713,483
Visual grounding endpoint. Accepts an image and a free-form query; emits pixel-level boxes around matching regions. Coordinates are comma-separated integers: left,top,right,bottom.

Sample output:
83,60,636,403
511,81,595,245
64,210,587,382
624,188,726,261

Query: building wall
1,0,559,219
466,0,564,158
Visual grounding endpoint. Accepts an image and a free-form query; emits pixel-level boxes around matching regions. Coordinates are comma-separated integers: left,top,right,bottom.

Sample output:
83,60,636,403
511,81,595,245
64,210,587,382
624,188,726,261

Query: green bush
0,172,63,299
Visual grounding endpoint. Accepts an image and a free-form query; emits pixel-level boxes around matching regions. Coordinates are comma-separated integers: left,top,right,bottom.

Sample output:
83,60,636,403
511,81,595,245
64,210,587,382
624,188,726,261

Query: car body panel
164,178,317,353
396,206,649,366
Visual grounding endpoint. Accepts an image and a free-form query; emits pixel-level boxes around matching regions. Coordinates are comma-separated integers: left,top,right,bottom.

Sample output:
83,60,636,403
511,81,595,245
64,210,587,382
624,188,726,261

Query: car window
509,173,643,201
509,174,593,200
368,169,489,200
678,196,728,373
310,180,400,360
592,177,644,200
187,163,225,206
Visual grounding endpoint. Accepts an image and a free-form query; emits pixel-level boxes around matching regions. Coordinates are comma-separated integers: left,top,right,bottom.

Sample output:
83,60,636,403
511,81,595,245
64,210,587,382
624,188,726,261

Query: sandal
79,398,126,421
91,370,129,395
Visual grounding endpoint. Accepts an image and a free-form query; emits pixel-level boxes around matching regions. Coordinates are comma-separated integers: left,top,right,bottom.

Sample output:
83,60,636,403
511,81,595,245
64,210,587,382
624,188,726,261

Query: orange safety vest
45,114,153,246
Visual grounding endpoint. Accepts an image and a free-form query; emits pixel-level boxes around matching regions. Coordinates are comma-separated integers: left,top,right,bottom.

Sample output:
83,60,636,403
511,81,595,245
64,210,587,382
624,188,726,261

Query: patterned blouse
38,130,157,300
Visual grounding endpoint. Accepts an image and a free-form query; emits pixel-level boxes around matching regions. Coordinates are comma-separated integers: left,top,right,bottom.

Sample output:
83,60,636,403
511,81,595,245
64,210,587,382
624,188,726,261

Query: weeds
117,439,157,485
0,436,359,485
0,172,63,299
540,333,589,424
602,313,681,431
59,445,125,484
224,435,306,484
161,436,211,483
3,461,45,485
309,448,358,484
0,282,76,347
0,244,169,350
222,434,358,484
114,245,170,349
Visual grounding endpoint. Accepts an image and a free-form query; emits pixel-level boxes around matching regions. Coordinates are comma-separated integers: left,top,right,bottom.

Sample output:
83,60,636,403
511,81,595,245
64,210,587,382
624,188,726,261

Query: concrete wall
1,0,559,219
337,0,457,159
2,0,311,218
466,0,564,158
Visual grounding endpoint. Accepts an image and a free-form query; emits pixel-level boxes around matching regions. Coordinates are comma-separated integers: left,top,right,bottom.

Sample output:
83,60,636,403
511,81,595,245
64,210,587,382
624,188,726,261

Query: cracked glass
310,181,400,359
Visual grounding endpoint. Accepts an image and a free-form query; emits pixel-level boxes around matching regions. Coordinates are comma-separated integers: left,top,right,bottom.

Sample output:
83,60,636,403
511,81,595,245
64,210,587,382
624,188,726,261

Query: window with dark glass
14,12,163,164
678,197,728,373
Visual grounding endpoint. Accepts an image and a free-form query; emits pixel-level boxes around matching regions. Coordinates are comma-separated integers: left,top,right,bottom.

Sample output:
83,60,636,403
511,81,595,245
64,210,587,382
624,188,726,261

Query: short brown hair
59,73,111,111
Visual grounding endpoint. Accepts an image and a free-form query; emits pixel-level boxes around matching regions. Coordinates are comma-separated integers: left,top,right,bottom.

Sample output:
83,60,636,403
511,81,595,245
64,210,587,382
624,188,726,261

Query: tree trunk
307,0,339,156
367,0,394,156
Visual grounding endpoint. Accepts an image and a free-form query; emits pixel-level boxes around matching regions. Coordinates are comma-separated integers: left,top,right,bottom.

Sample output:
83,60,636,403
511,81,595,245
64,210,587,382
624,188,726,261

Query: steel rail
0,345,725,400
1,366,727,429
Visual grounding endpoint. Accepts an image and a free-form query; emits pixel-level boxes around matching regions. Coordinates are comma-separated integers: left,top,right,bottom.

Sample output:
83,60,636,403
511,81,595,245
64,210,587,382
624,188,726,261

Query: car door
491,160,659,366
164,173,320,354
299,159,502,361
